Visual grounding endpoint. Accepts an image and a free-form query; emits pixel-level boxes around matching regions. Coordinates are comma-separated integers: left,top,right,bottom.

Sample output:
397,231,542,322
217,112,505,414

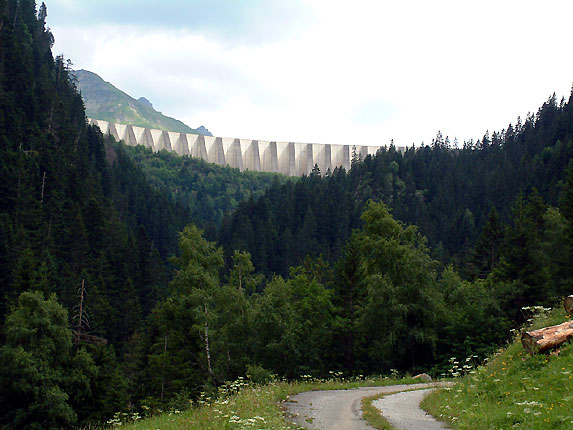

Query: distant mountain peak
73,69,212,136
137,97,154,109
195,125,211,136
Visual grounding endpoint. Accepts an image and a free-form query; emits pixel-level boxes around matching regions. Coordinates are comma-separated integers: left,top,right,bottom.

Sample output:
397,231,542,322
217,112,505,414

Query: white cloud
50,0,573,146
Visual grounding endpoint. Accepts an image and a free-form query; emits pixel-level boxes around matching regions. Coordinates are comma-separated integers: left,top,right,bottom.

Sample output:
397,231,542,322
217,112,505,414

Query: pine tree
471,207,504,278
0,291,80,429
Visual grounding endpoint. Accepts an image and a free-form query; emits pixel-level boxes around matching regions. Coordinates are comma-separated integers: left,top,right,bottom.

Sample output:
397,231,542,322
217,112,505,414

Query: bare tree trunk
204,304,213,376
40,171,46,205
47,104,54,134
77,279,84,334
161,333,167,401
15,161,21,219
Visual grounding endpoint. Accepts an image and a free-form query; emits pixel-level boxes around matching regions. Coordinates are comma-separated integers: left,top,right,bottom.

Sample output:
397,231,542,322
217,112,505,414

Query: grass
361,391,398,430
422,308,573,429
112,375,419,430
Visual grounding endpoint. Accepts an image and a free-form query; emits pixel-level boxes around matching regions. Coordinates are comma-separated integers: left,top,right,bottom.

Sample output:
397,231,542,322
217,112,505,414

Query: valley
0,1,572,429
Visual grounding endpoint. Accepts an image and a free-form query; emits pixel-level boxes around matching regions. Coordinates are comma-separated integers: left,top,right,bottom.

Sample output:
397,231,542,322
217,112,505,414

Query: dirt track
284,382,449,430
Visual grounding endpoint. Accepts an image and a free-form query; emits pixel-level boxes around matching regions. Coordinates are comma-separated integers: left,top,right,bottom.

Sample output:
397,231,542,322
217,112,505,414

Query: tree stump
521,321,573,354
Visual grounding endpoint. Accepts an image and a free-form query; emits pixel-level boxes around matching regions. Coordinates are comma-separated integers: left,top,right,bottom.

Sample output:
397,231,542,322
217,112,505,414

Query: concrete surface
90,118,407,176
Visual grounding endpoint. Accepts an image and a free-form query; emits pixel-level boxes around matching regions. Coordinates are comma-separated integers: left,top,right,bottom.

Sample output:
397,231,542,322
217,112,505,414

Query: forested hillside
1,1,573,429
121,144,286,236
0,1,192,426
219,94,573,278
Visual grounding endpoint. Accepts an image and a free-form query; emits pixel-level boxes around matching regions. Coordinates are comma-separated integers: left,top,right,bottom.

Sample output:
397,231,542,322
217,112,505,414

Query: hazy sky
47,0,573,146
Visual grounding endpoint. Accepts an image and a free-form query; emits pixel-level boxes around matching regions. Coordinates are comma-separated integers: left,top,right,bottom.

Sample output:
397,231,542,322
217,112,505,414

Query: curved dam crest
89,118,405,176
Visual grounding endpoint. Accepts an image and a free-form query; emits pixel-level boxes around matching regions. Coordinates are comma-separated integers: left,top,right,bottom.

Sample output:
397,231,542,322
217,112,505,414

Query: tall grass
422,308,573,429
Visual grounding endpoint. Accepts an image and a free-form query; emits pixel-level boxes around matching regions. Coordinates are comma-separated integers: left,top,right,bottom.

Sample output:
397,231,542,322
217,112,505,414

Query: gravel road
373,389,449,429
284,382,449,430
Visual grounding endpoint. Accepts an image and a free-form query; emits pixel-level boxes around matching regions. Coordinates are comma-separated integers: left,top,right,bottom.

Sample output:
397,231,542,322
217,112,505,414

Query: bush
246,365,276,385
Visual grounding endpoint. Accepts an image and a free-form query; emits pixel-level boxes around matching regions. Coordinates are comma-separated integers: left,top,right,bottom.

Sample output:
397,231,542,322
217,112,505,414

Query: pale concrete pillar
141,128,155,150
295,143,314,176
331,144,348,171
277,142,296,176
242,139,260,172
229,138,243,170
121,125,138,147
150,129,172,152
187,134,199,157
192,135,208,161
260,141,278,173
221,137,234,166
107,122,120,141
169,132,186,154
206,137,225,166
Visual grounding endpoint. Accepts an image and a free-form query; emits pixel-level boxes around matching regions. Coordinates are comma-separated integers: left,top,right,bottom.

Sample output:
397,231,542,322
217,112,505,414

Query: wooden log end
564,295,573,315
521,332,539,355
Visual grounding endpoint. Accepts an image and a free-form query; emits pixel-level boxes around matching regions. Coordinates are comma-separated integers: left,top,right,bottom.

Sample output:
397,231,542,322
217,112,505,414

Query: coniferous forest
2,1,573,428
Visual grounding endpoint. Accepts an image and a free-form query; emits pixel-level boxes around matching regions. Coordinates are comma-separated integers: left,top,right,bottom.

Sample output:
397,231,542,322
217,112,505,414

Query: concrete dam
90,118,398,176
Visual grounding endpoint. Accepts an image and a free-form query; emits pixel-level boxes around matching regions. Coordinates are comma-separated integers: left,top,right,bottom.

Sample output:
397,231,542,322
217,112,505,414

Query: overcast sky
47,0,573,147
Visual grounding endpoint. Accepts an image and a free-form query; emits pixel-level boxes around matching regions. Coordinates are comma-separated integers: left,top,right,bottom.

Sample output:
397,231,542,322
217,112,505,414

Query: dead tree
72,279,107,347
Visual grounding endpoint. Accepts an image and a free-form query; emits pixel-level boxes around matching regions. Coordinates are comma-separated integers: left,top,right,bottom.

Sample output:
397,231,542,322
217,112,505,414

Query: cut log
521,321,573,355
565,295,573,315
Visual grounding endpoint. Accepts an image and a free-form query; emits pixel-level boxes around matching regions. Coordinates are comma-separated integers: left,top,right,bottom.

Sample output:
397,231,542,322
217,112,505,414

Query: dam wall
89,119,397,176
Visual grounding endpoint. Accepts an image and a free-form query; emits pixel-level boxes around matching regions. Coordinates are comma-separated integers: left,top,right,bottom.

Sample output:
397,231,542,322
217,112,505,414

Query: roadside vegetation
422,307,573,429
115,375,418,430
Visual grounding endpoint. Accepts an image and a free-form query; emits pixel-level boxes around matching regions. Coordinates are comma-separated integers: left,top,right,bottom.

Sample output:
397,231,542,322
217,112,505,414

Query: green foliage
145,226,247,401
0,291,77,429
436,268,510,363
250,270,335,378
170,224,223,295
245,364,275,385
228,250,263,294
120,145,284,229
470,207,504,278
354,201,440,371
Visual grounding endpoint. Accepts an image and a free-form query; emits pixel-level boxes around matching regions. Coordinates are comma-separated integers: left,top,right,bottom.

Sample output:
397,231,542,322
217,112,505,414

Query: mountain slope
74,69,212,135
